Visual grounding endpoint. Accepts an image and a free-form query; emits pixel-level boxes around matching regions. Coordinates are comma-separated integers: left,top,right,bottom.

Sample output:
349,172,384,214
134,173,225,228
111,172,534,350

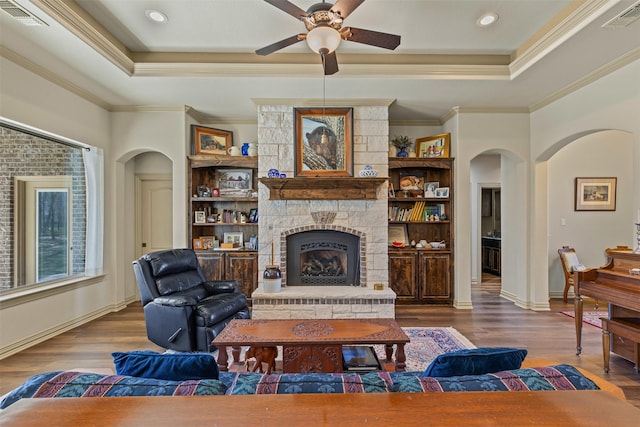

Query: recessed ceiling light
145,9,168,24
477,13,499,27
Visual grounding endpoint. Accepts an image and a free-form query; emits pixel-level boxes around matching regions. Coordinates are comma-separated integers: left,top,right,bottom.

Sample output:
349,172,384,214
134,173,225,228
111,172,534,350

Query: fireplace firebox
286,230,360,286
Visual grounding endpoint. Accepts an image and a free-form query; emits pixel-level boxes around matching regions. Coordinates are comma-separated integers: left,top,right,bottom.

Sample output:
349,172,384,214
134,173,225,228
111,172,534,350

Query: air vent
0,0,47,26
602,1,640,28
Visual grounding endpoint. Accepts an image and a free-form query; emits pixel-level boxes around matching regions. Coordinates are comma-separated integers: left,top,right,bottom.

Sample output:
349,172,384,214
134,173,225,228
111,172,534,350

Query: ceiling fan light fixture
306,26,341,54
477,12,498,27
145,9,168,24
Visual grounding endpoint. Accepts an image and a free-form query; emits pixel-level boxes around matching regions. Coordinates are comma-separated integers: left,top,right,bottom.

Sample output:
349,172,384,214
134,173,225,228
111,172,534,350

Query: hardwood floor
1,277,638,409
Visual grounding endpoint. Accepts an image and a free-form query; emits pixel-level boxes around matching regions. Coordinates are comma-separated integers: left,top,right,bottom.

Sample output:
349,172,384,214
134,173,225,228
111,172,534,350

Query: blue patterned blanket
0,364,599,409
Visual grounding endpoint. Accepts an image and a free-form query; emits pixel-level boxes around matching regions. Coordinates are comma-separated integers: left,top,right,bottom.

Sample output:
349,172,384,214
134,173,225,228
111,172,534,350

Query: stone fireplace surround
251,100,396,319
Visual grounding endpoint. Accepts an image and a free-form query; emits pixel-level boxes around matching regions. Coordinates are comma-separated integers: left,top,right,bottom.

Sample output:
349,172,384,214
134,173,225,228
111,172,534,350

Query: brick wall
0,126,86,290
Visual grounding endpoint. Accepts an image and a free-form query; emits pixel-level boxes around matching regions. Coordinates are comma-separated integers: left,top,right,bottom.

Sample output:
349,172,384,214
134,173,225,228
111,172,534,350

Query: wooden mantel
259,177,387,200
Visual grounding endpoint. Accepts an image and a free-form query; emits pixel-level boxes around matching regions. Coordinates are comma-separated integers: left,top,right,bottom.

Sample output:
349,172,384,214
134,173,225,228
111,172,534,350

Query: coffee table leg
384,344,394,362
231,346,242,364
395,343,406,372
217,345,229,372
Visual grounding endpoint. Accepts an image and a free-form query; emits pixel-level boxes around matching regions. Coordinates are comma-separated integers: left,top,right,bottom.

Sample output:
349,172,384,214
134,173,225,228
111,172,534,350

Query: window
1,119,103,292
14,177,73,284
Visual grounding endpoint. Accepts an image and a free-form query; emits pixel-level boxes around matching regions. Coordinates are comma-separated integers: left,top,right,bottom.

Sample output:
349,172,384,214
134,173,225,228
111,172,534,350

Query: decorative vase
241,142,250,156
263,265,282,293
359,165,378,177
396,147,409,157
268,168,280,178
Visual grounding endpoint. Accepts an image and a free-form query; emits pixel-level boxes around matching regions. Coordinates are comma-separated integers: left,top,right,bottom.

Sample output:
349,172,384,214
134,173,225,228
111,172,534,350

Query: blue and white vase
396,147,409,157
268,168,280,178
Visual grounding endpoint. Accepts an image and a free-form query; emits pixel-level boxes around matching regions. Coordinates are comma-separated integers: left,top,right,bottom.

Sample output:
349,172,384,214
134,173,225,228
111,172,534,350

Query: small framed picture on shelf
399,172,424,193
200,236,215,250
191,125,233,156
435,187,449,198
424,182,439,198
248,208,258,223
211,187,220,197
388,183,395,198
196,185,211,198
218,169,253,196
388,224,409,247
416,133,450,158
194,210,206,223
223,232,244,246
193,238,204,251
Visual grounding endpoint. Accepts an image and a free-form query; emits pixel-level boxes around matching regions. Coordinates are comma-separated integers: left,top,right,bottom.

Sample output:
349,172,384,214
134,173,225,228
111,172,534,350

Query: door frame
134,173,172,260
476,182,501,285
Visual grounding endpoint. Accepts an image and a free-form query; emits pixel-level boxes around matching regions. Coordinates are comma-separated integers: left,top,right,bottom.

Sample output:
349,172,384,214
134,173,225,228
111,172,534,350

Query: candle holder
635,223,640,254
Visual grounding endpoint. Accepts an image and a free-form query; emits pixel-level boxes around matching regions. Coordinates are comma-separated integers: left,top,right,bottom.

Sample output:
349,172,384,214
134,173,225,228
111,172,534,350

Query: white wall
110,111,189,304
449,112,530,309
0,58,115,357
547,130,633,297
531,59,640,308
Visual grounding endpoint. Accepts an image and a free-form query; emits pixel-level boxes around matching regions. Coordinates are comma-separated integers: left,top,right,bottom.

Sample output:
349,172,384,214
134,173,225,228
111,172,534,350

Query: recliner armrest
202,280,238,294
154,295,198,307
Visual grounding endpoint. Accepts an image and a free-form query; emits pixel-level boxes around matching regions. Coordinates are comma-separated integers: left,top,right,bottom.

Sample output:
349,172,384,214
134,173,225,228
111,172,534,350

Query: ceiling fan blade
256,34,304,56
331,0,365,19
263,0,307,20
321,51,339,75
342,27,401,50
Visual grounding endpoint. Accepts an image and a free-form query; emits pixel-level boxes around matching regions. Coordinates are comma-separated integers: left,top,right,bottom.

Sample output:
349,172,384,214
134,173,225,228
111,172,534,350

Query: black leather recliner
133,248,250,352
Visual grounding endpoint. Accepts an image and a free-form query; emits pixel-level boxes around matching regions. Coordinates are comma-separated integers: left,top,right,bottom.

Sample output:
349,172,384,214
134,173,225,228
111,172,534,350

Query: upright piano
574,246,640,372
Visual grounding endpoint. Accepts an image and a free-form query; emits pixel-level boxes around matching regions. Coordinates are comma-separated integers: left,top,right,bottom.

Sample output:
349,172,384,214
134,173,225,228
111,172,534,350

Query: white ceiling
1,0,639,122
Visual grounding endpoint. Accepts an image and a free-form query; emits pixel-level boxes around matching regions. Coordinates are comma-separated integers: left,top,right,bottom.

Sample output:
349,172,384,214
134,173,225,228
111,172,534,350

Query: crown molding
251,98,396,108
30,0,134,75
0,46,111,111
510,0,619,78
439,106,530,124
110,105,188,113
453,107,531,114
132,60,510,79
389,119,441,127
529,47,640,112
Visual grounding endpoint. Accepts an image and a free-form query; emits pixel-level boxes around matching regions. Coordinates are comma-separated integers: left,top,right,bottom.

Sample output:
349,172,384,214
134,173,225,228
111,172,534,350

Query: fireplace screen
287,230,360,286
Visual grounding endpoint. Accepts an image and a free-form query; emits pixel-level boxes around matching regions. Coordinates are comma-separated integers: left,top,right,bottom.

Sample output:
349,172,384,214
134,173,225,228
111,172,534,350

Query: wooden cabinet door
197,252,225,281
282,345,342,373
388,250,418,302
225,252,258,298
419,253,451,302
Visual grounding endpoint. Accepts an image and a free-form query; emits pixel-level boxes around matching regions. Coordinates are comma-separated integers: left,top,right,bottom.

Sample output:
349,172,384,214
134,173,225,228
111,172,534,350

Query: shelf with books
388,156,454,304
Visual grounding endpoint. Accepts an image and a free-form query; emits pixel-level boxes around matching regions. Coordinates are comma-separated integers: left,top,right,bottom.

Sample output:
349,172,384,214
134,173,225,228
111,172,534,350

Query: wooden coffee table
212,318,410,373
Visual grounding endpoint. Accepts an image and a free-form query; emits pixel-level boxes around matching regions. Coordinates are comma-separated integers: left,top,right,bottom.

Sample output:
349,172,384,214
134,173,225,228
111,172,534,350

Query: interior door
137,175,173,258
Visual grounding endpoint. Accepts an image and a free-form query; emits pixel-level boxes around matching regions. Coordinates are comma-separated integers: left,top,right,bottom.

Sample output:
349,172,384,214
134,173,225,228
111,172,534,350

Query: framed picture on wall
575,177,617,211
294,107,354,177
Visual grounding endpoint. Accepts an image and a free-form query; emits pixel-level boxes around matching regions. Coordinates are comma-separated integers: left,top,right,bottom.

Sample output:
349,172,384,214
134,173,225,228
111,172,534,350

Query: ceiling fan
256,0,401,75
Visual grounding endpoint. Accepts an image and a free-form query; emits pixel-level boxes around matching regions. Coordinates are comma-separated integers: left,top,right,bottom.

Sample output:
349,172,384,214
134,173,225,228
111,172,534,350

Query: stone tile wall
253,104,394,318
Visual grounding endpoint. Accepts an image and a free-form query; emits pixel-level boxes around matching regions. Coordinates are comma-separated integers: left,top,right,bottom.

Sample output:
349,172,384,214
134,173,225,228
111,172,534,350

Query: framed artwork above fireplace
293,107,353,178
